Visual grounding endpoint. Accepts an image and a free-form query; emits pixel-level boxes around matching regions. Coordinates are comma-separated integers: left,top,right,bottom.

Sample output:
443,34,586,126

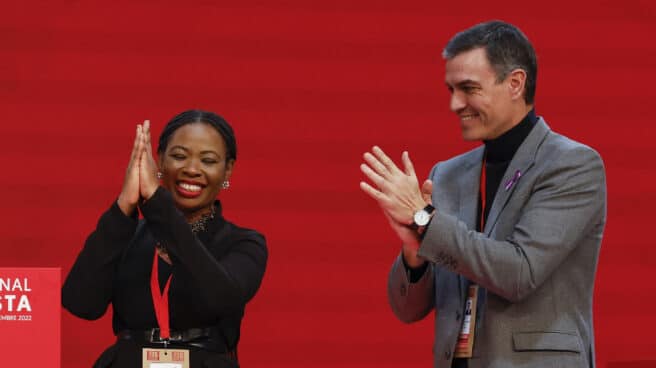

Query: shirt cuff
402,253,429,283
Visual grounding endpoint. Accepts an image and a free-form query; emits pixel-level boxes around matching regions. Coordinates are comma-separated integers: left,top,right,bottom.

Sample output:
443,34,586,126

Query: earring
222,181,230,189
157,172,163,179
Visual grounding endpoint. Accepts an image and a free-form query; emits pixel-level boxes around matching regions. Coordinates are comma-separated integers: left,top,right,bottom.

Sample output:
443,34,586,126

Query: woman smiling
63,110,267,368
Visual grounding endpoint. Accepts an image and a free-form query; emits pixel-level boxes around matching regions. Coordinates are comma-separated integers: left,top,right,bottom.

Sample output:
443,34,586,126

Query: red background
2,0,655,366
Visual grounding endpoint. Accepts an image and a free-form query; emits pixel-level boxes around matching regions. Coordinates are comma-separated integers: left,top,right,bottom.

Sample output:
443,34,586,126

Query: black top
62,186,267,365
478,109,537,228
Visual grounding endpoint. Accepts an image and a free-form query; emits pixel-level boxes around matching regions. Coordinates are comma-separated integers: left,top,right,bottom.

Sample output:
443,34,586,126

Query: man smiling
360,21,606,368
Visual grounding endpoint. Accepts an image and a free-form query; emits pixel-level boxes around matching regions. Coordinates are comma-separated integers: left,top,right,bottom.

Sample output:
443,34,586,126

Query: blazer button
445,350,451,359
400,284,407,296
456,312,461,321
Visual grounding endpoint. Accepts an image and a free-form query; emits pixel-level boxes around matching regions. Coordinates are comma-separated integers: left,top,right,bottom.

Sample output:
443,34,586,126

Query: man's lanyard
454,153,486,359
150,251,173,340
479,154,487,232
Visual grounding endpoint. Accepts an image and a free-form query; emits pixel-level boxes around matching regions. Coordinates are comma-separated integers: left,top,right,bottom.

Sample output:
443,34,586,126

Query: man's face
445,47,517,141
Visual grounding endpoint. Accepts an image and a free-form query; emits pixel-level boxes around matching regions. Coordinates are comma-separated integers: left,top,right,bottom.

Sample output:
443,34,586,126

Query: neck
184,205,214,224
487,104,533,140
507,104,533,132
484,107,537,163
519,104,533,119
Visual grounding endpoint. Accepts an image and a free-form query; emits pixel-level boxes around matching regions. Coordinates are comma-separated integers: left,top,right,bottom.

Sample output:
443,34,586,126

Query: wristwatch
412,204,436,229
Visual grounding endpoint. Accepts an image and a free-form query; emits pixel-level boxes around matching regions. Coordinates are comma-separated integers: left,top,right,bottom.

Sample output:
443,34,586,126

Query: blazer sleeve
139,187,268,315
62,202,139,320
387,163,440,323
388,253,435,323
418,145,606,303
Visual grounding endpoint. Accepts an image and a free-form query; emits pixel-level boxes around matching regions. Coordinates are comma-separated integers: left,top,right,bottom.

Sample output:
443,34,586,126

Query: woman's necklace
189,206,216,235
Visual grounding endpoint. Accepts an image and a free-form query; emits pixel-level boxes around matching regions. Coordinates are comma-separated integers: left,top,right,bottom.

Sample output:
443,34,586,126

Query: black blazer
62,187,267,367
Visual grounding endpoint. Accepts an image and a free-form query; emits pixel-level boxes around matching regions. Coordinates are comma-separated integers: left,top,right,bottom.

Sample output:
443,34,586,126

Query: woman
62,110,267,367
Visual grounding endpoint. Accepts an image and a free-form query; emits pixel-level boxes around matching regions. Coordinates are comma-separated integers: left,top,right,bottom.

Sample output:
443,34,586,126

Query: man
360,20,606,368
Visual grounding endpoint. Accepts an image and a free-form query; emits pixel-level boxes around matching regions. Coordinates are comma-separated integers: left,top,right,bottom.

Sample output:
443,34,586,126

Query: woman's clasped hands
117,120,160,216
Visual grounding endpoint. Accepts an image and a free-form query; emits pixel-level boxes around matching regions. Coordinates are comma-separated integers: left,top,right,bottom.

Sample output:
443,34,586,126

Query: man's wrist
402,242,425,268
402,253,429,283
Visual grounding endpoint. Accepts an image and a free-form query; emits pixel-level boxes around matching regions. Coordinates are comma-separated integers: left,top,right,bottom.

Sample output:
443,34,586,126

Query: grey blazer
388,119,606,368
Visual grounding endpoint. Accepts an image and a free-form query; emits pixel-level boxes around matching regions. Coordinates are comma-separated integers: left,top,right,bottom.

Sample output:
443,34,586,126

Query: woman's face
158,122,234,216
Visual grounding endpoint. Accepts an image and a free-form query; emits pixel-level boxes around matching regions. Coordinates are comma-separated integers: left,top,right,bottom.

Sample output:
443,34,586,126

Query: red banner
0,268,60,366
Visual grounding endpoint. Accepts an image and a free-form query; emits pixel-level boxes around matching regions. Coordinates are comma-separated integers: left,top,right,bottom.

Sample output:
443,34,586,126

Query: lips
175,180,205,198
460,113,479,121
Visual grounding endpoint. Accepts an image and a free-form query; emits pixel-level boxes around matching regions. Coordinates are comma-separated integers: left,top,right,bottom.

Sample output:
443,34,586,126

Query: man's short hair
443,20,538,104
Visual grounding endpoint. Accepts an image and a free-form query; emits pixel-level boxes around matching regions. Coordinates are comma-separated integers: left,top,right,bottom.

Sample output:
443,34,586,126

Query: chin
461,130,483,142
172,196,205,211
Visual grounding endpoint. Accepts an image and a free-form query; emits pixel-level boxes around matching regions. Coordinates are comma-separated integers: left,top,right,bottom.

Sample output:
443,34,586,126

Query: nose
182,158,202,176
450,90,466,113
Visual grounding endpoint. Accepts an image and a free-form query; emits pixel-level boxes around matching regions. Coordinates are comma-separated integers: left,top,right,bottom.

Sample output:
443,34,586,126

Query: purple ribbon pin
504,170,522,191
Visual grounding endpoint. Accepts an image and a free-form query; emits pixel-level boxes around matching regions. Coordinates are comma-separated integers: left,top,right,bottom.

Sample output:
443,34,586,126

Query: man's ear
508,68,527,101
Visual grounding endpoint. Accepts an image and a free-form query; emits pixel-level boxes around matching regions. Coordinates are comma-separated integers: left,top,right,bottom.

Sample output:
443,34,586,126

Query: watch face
414,210,430,226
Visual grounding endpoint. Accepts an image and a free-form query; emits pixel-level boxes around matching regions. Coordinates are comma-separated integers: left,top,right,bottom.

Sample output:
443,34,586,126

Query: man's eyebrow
445,79,481,89
455,79,480,86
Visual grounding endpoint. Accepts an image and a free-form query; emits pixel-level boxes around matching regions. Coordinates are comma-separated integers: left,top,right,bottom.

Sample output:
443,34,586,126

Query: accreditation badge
142,348,190,368
454,284,479,358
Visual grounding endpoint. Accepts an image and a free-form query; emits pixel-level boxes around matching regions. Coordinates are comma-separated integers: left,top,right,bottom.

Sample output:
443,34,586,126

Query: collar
484,109,537,163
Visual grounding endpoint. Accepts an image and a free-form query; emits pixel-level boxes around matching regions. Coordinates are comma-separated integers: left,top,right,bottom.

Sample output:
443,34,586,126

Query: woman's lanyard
150,251,173,340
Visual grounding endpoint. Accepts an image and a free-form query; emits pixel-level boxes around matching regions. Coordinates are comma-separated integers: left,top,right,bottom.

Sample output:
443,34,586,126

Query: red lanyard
479,155,487,232
150,251,172,339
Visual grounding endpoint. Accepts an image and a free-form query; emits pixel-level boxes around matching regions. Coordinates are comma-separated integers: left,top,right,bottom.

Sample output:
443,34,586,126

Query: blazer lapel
483,119,551,235
458,146,485,230
457,146,485,300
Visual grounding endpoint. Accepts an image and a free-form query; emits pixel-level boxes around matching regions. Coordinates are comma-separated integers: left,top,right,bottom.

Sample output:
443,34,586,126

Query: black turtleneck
478,109,537,230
